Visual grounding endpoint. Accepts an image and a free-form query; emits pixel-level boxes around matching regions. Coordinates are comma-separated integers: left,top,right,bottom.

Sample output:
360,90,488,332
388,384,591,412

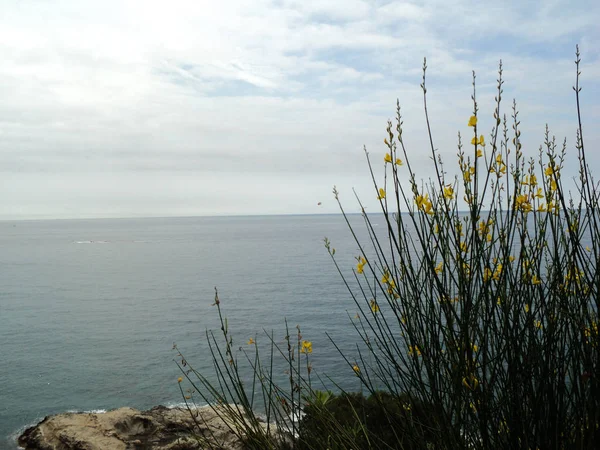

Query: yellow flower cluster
462,373,479,391
415,193,433,214
381,270,399,299
564,266,584,288
515,194,532,213
521,174,538,186
384,153,403,166
489,154,507,177
463,164,476,183
478,219,494,242
471,135,485,146
369,299,380,313
356,256,366,274
443,185,454,200
408,345,421,357
584,321,598,340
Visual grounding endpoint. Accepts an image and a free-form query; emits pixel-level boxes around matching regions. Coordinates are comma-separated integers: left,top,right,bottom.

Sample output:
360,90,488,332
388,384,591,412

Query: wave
8,416,44,450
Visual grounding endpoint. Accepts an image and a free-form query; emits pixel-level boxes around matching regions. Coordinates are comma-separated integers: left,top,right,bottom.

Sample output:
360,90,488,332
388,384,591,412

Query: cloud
0,0,598,219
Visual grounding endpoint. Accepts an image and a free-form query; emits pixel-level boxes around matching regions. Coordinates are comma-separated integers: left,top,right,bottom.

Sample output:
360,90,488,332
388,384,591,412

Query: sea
0,214,380,448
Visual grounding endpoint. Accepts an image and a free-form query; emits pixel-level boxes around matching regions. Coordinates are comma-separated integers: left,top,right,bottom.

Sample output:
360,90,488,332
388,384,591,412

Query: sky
0,0,599,220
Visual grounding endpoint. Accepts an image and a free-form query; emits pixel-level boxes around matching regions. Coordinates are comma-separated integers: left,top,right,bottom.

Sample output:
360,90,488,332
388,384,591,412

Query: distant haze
1,0,599,220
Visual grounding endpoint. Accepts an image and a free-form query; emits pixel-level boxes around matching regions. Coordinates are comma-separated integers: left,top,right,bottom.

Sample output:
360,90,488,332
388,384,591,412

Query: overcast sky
1,0,598,220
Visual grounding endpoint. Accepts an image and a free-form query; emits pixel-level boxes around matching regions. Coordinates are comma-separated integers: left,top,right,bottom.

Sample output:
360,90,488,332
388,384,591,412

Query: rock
18,405,272,450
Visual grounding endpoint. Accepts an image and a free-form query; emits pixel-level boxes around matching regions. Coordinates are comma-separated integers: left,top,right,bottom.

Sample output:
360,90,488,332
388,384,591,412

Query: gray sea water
0,214,377,448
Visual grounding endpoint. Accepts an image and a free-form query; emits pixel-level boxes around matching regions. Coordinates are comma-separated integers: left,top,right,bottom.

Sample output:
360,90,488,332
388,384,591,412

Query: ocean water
0,214,376,448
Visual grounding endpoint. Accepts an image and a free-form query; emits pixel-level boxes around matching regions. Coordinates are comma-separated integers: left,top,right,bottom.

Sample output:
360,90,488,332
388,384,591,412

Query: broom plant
176,47,598,449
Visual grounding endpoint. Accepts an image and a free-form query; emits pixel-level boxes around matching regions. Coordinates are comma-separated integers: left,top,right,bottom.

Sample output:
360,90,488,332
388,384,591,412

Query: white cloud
0,0,598,219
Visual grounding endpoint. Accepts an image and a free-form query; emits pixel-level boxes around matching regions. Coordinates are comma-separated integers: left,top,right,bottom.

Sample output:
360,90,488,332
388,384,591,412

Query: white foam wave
8,416,45,450
65,409,107,414
165,401,209,410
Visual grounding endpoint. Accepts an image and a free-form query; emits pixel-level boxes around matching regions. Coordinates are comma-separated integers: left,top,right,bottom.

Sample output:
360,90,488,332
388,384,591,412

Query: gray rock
18,405,266,450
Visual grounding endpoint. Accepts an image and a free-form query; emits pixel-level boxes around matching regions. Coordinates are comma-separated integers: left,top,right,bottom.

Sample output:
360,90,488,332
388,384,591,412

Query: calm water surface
0,214,378,448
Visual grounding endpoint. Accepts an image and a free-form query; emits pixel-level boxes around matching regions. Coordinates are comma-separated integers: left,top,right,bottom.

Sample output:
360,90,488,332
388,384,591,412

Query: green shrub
176,47,598,449
298,391,450,449
326,46,598,448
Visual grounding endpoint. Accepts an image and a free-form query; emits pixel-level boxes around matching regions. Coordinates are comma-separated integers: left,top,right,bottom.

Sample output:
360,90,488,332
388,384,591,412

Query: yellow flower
247,338,255,345
384,153,392,163
483,267,492,282
478,219,493,236
534,188,544,199
522,174,538,187
515,194,532,213
476,149,483,158
524,304,530,313
370,299,380,313
531,275,541,285
408,345,421,357
178,377,183,383
468,116,477,127
415,193,433,214
356,256,367,274
462,374,479,390
395,158,403,166
460,241,468,253
443,185,454,200
434,262,443,274
534,320,542,329
381,270,391,284
584,322,598,338
377,188,386,200
471,135,485,146
353,364,360,374
300,340,313,354
463,165,475,183
492,264,503,281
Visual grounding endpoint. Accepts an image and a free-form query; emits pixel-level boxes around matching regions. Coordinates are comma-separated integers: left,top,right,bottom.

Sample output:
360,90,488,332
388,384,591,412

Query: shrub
176,47,598,449
298,391,448,449
326,46,598,448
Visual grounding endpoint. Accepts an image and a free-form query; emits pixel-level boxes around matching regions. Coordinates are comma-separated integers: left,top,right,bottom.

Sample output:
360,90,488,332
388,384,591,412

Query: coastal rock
18,405,262,450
